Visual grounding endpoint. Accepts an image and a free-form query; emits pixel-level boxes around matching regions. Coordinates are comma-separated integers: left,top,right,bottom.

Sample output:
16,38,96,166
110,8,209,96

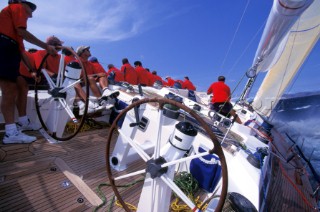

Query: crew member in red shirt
107,64,124,83
174,79,184,89
0,1,56,144
33,36,64,77
120,58,138,85
182,76,196,91
19,48,37,81
150,70,164,86
89,56,107,76
76,46,119,113
165,76,175,87
207,76,242,124
134,61,150,86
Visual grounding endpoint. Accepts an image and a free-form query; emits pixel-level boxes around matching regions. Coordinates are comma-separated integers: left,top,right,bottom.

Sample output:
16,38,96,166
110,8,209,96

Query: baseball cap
88,56,98,62
9,0,37,12
76,46,90,56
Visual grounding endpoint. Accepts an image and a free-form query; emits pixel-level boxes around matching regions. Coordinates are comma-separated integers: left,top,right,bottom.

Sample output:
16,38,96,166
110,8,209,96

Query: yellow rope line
170,196,207,211
65,119,109,134
115,200,137,211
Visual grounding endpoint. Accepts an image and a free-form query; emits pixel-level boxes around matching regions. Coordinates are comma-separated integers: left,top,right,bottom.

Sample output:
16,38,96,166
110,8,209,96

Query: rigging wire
220,0,251,72
226,21,266,79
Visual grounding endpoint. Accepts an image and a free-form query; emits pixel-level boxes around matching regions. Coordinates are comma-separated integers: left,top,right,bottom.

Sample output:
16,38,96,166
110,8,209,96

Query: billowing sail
252,0,320,117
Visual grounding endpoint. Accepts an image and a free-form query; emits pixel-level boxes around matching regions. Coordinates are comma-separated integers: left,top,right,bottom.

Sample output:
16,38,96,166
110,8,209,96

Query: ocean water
269,91,320,199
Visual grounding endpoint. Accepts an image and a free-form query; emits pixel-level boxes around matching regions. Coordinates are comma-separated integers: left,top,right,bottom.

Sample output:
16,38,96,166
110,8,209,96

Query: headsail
251,0,320,117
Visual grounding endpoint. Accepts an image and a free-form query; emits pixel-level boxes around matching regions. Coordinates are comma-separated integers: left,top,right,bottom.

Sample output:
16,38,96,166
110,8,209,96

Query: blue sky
1,0,319,98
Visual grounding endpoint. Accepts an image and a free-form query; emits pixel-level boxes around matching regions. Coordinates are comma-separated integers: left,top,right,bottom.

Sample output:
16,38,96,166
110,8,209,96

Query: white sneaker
102,89,120,99
93,102,105,111
3,131,36,144
78,101,103,115
99,97,115,109
17,119,39,131
79,103,96,116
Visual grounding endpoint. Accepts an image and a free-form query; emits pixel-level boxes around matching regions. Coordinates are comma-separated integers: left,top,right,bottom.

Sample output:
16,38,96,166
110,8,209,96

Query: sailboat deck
0,127,131,211
0,123,318,211
262,130,318,212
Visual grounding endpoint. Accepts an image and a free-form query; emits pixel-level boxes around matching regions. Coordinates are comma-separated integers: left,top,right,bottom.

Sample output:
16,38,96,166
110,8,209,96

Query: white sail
253,0,314,73
252,0,320,117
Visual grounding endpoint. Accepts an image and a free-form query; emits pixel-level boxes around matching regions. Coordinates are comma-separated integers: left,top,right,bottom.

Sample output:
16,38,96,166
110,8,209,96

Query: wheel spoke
41,69,56,89
56,54,65,87
59,79,82,93
160,174,196,209
150,177,157,211
51,100,59,134
154,109,163,159
118,129,151,162
114,169,146,181
58,98,78,123
161,151,210,169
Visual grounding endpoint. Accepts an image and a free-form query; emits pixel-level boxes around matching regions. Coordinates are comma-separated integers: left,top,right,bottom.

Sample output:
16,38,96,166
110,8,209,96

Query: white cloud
27,0,150,41
1,0,198,51
1,0,166,42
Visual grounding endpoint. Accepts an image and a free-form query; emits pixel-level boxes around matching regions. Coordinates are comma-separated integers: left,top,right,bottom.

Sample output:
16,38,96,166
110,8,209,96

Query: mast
239,58,262,101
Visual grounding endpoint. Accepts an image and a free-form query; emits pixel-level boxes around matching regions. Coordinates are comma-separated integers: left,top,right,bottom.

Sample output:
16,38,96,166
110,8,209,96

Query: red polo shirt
207,81,231,103
107,66,124,82
34,50,61,74
182,79,196,91
0,4,28,52
150,74,163,85
121,63,138,85
64,55,75,65
90,62,106,74
78,59,96,76
135,66,150,85
165,77,175,87
19,50,36,78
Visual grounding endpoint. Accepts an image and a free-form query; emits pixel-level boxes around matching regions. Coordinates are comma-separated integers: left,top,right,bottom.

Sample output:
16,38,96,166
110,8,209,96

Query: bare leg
74,84,88,101
230,109,242,124
88,77,102,98
0,79,18,124
16,76,29,117
98,76,109,90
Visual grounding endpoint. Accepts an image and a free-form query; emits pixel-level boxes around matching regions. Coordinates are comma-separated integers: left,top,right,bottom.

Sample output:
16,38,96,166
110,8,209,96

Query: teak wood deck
0,126,130,212
0,122,318,211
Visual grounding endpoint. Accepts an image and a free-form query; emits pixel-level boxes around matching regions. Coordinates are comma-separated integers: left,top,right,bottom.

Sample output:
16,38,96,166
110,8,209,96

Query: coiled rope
65,118,109,134
94,178,144,212
171,171,208,211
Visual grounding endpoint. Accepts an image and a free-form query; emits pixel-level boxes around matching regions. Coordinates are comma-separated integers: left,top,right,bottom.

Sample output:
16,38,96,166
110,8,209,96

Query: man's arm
16,27,57,55
20,51,33,71
21,52,41,82
207,86,212,95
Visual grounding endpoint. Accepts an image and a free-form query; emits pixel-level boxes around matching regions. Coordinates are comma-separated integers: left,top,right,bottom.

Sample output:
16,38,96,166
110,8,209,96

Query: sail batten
252,0,320,117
